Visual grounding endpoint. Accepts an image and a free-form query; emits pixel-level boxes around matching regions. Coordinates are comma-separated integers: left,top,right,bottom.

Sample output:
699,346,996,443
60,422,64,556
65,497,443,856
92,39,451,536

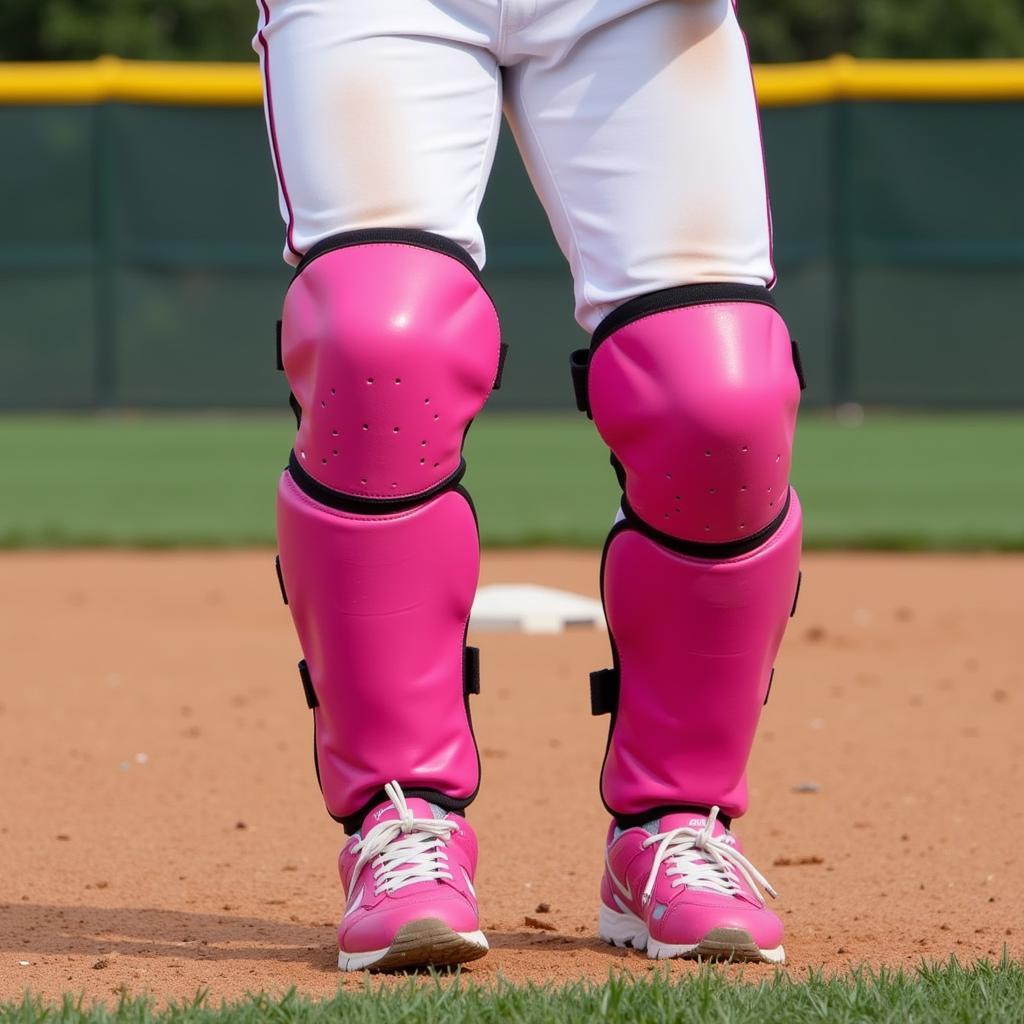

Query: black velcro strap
298,660,318,709
790,570,802,617
791,338,807,391
276,320,284,371
570,348,591,416
288,392,302,428
763,667,775,706
463,646,481,696
492,343,509,391
590,668,619,716
274,554,288,605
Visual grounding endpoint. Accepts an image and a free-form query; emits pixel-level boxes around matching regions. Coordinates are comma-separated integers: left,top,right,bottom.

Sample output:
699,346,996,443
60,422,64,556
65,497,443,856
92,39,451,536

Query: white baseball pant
254,0,773,332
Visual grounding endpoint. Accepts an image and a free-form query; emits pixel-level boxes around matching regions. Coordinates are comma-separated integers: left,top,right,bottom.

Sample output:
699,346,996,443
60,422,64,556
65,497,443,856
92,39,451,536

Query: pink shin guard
275,231,502,830
575,286,804,822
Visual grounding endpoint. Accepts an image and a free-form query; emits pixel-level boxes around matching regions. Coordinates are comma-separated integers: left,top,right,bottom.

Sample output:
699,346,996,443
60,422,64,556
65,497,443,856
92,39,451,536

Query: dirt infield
1,550,1021,1003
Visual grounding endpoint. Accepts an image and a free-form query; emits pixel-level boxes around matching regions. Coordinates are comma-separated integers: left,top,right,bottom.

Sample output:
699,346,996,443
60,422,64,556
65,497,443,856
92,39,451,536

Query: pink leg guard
572,285,804,823
274,230,503,831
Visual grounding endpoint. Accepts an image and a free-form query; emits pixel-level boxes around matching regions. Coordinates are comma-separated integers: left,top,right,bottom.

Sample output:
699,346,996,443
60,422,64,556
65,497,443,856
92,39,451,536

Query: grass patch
3,959,1023,1023
0,411,1021,549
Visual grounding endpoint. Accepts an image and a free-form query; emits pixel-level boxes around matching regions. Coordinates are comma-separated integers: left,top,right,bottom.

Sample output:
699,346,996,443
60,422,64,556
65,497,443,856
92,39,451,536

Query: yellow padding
1,54,1023,107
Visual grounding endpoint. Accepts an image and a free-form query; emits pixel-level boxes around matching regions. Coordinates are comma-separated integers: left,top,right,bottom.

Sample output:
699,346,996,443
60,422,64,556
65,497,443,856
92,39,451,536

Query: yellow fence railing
0,54,1023,107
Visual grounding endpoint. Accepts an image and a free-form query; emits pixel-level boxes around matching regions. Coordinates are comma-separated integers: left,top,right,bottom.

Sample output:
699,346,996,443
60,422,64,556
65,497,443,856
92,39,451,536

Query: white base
469,584,605,634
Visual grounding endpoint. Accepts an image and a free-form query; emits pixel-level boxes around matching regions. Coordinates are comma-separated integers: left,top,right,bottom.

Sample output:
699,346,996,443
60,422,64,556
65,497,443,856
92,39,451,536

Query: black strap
590,668,619,716
790,570,802,617
763,667,776,706
463,646,481,696
570,348,591,416
298,660,318,709
274,555,288,606
275,320,284,371
288,393,301,428
791,338,807,391
492,343,509,391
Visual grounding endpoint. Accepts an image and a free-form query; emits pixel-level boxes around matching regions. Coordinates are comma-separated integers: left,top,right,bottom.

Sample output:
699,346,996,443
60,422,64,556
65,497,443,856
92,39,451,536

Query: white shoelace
640,806,777,907
350,781,457,896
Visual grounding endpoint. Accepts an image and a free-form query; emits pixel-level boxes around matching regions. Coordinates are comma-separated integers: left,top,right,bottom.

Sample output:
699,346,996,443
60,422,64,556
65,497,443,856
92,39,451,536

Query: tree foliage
2,0,1024,63
1,0,256,62
742,0,1024,61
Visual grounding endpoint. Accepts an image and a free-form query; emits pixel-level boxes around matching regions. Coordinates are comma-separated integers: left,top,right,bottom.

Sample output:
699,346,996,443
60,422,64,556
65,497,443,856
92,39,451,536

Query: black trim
619,490,792,562
594,527,623,819
763,667,775,706
293,228,484,284
571,284,778,416
609,453,627,492
569,348,591,415
463,646,481,696
275,320,284,372
790,570,802,618
287,450,467,515
791,338,807,391
455,483,478,529
288,393,301,429
297,660,318,709
493,342,509,391
340,788,471,835
591,283,776,348
615,805,733,832
274,554,288,606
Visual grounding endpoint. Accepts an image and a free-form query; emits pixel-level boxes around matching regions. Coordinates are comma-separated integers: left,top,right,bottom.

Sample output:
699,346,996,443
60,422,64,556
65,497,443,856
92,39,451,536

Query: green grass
0,411,1021,549
3,960,1023,1023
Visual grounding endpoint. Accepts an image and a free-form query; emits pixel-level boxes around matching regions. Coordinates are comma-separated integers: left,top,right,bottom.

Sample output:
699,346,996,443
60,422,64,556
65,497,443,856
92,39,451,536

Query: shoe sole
598,904,784,964
338,918,489,972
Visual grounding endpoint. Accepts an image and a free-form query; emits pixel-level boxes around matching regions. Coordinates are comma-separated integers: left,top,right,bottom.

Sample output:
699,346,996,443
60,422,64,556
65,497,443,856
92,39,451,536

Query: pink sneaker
599,806,784,963
336,781,488,971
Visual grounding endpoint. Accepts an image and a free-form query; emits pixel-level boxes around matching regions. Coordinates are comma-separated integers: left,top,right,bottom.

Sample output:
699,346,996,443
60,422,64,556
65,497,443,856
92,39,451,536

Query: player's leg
506,0,803,962
254,0,504,970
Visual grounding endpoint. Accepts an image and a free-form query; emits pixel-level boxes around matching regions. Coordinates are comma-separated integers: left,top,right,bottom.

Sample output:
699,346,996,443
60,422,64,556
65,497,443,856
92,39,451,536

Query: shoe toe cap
654,893,783,950
339,886,479,953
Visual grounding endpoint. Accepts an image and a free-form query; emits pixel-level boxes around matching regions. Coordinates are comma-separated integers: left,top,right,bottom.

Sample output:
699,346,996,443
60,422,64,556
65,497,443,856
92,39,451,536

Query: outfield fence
2,56,1023,411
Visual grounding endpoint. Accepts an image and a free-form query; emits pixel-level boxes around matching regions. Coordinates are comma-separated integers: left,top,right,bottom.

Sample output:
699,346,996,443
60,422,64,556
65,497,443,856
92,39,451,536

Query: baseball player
256,0,803,971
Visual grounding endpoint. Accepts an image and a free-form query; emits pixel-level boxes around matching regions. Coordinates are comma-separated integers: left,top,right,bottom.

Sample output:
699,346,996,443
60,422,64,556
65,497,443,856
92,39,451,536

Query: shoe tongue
362,796,444,832
655,810,731,842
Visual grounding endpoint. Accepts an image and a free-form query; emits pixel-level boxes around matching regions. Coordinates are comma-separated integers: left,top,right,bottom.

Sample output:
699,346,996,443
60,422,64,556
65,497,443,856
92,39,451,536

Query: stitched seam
282,472,448,523
594,296,779,353
512,89,595,324
612,488,797,567
470,66,504,260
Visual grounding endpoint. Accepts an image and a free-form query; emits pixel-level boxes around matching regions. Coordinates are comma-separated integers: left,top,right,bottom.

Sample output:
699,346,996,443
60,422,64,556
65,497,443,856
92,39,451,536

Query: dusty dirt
0,550,1022,1004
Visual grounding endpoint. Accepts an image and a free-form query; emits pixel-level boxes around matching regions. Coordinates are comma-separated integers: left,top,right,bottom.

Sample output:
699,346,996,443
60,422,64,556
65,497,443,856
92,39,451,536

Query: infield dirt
0,551,1021,1002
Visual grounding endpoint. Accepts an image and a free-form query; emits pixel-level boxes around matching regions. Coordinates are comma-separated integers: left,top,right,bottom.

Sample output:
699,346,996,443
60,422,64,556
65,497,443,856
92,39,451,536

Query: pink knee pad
572,285,804,822
274,230,502,830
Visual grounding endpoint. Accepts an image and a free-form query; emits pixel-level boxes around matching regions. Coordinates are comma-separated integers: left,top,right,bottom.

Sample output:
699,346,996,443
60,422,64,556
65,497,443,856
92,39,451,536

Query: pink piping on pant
255,0,300,260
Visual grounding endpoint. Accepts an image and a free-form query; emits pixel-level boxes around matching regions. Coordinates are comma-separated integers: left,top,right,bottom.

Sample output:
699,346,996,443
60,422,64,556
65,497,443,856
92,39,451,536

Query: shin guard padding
589,301,799,543
278,475,481,824
600,493,802,820
276,234,499,829
282,241,500,500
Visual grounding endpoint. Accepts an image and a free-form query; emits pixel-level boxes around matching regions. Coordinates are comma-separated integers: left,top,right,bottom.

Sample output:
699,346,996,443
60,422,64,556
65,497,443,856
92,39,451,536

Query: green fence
2,59,1023,410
